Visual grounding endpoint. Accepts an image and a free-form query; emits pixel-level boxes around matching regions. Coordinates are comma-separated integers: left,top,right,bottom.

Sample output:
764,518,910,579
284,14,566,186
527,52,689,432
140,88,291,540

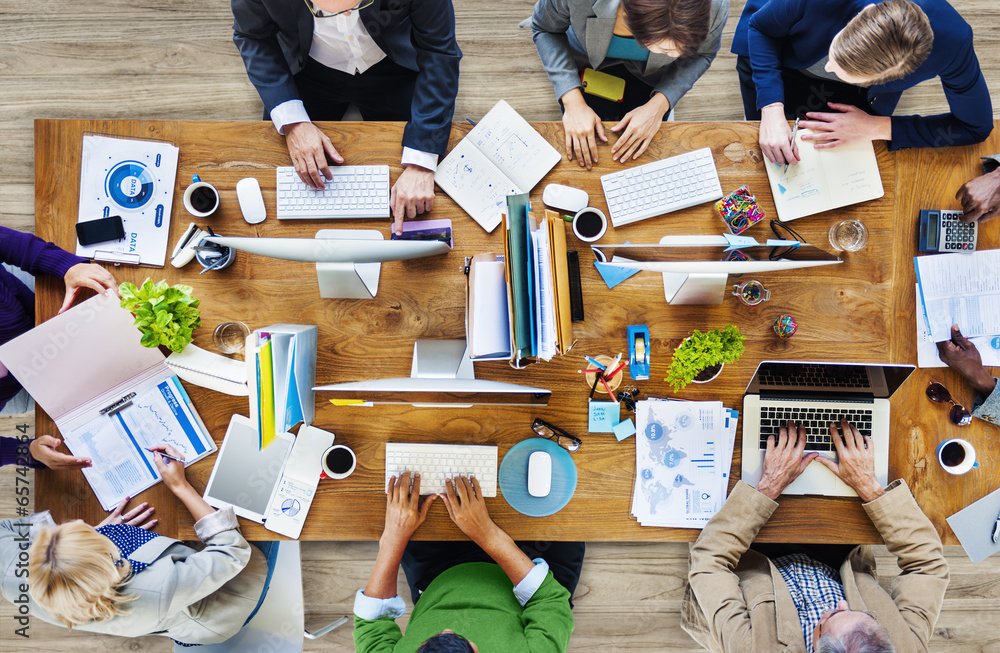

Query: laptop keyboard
758,406,873,450
758,364,870,389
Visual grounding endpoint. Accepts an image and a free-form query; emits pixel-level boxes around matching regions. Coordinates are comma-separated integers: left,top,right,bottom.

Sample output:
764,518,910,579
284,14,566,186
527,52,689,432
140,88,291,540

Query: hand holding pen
781,117,802,175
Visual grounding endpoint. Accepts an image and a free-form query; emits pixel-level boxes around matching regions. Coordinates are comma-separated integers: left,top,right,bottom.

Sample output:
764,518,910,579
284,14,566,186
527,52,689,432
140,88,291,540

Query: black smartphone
76,216,125,246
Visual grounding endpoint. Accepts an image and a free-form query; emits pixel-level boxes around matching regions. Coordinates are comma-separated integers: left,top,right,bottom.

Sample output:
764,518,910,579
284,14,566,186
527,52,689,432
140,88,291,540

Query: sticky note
613,418,636,441
588,401,619,433
594,261,640,289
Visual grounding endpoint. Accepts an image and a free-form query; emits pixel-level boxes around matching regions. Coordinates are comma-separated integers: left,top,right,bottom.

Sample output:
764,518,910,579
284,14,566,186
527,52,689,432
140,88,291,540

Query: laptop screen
745,361,915,399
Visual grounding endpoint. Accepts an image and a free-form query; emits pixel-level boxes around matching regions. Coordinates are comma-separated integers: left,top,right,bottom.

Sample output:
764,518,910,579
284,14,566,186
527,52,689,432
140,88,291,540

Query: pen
145,447,184,464
782,117,801,175
100,392,136,415
992,506,1000,544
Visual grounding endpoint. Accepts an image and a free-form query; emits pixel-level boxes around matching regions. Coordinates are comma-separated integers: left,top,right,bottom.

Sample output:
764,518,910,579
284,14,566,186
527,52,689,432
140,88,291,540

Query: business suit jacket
231,0,461,156
530,0,729,110
681,480,950,652
732,0,993,150
0,509,268,645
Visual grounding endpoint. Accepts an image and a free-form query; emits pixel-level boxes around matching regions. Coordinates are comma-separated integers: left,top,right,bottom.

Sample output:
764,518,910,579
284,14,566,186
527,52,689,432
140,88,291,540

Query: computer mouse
236,177,266,224
542,183,589,213
527,450,552,498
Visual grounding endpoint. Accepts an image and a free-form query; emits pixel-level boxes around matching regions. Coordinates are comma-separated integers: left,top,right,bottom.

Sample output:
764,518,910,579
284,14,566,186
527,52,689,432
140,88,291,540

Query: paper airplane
723,233,760,251
765,239,800,248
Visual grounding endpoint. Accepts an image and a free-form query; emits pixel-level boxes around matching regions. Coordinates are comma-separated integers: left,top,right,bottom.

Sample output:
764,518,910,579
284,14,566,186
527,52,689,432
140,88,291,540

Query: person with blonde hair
732,0,992,166
0,445,275,645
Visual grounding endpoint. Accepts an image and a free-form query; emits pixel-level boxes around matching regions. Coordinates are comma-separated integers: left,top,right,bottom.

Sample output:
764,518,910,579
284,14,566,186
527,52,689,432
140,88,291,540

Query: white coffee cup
183,175,220,217
936,438,978,475
571,207,607,243
321,444,357,480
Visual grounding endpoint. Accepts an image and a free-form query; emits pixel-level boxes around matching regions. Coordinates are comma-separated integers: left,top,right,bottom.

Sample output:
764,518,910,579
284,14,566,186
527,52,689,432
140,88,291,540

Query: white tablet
203,414,294,523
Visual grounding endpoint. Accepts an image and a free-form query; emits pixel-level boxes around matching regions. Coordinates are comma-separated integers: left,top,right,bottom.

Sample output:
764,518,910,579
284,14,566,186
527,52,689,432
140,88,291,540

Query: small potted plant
119,278,201,353
665,324,745,392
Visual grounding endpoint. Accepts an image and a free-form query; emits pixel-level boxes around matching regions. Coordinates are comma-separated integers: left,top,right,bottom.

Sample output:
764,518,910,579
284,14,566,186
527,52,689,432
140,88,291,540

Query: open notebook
765,129,884,222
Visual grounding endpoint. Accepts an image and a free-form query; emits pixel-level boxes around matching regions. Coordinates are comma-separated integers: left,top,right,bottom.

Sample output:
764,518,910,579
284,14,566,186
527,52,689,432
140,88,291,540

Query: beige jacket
681,480,949,652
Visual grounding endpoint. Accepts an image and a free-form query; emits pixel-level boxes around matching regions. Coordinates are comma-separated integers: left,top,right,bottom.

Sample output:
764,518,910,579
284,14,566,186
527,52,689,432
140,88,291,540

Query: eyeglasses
926,382,972,426
768,220,805,260
303,0,374,18
532,418,582,452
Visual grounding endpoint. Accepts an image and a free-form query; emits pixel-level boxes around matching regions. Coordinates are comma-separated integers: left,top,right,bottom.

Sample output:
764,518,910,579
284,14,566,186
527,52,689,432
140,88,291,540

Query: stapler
170,222,206,268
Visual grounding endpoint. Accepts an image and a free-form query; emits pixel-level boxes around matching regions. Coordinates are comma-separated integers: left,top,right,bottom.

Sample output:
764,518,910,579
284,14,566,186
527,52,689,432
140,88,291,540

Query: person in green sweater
353,471,579,653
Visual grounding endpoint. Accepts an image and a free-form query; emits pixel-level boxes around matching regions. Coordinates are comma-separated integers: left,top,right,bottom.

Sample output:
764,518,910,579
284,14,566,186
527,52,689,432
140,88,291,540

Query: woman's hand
97,496,157,530
150,444,189,493
759,103,797,165
561,89,607,170
440,476,499,546
382,472,437,549
610,93,670,162
60,263,117,314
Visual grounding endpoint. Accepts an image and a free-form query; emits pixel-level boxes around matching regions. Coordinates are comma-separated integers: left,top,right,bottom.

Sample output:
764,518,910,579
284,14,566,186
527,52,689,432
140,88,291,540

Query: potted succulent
665,324,745,392
119,279,201,353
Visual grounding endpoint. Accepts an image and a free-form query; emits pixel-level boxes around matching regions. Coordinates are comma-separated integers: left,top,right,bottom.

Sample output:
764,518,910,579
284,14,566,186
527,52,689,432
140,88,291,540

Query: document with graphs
435,100,560,232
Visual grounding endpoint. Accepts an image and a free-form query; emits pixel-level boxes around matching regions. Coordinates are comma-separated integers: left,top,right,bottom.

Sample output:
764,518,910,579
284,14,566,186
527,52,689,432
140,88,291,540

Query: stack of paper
630,399,738,528
915,284,1000,368
914,249,1000,348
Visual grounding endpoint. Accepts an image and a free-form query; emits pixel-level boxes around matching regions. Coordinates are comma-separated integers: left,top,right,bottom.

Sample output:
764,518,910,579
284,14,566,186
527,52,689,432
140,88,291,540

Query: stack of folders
630,399,738,528
502,193,575,367
246,324,317,449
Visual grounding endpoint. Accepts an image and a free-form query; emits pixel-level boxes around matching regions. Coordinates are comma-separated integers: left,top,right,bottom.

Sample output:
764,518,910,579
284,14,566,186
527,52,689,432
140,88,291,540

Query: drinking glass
213,321,250,354
828,219,869,252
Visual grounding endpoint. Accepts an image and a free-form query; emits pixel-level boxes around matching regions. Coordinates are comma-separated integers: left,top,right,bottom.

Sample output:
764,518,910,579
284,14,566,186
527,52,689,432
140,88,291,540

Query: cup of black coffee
571,207,607,243
936,438,977,475
183,175,220,217
322,443,357,480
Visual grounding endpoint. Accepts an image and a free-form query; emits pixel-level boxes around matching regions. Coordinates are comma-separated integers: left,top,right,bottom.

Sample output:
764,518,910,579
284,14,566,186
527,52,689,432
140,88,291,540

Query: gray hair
816,622,895,653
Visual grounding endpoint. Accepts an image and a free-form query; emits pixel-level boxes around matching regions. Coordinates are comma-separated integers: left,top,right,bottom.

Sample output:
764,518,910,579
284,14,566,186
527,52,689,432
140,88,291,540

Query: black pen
992,506,1000,544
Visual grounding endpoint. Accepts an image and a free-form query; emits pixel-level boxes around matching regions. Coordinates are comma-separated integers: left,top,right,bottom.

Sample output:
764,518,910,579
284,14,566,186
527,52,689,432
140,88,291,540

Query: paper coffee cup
937,438,978,475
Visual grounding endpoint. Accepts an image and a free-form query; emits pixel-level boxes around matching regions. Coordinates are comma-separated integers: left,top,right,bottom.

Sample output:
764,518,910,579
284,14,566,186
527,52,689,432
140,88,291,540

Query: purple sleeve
0,227,87,281
0,436,43,469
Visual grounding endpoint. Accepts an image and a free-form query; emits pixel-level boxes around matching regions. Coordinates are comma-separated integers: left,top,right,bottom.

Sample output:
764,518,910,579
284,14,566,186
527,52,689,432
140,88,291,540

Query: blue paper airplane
766,239,800,248
723,233,760,251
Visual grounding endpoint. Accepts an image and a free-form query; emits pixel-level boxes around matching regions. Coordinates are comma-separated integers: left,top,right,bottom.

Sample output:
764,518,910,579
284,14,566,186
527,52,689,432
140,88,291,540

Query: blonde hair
28,521,137,627
831,0,933,85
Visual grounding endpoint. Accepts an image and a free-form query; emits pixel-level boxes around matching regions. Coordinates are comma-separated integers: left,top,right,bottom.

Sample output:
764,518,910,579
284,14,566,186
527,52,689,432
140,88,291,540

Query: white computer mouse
542,183,589,213
527,450,552,497
236,177,267,224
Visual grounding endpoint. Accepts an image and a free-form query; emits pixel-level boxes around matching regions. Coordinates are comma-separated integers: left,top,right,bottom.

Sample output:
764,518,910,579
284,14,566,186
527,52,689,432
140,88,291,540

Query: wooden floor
2,1,1000,650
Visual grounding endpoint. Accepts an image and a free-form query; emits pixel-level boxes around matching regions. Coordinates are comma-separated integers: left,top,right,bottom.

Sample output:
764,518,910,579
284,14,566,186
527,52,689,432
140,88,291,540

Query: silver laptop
741,361,914,496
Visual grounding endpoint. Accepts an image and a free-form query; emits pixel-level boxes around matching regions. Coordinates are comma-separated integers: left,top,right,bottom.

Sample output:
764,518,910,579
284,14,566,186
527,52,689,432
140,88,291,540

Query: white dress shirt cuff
353,589,406,620
513,558,549,607
401,147,439,172
193,507,239,541
271,100,312,135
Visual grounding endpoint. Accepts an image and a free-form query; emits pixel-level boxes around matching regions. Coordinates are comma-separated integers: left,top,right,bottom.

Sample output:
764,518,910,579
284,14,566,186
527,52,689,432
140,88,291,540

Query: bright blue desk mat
498,438,577,517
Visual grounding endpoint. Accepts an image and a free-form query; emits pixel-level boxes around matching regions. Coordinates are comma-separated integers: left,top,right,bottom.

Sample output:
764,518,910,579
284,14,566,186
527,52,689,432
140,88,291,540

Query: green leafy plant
119,279,201,352
665,324,745,392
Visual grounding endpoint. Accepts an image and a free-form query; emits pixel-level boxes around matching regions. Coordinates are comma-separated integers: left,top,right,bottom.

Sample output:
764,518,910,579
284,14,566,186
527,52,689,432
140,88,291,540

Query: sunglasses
532,418,582,452
303,0,374,18
926,381,972,426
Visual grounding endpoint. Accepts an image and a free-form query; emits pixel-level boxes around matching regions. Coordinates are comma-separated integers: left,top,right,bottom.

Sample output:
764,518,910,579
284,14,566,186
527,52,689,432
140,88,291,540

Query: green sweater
354,562,574,652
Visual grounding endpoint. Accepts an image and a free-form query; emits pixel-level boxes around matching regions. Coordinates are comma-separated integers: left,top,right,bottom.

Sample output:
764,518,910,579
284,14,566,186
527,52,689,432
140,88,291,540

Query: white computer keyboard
275,165,390,220
384,442,498,497
600,147,723,227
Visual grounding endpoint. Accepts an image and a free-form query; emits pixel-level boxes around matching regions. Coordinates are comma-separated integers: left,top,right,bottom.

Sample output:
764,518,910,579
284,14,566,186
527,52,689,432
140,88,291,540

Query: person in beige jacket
682,418,949,652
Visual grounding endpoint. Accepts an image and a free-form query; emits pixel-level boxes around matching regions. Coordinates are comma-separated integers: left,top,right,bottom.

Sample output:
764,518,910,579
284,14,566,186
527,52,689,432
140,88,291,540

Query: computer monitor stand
661,272,729,305
410,339,475,407
315,229,381,299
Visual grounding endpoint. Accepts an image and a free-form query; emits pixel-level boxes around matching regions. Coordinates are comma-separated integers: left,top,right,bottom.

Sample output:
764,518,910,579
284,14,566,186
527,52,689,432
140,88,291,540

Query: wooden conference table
33,118,1000,544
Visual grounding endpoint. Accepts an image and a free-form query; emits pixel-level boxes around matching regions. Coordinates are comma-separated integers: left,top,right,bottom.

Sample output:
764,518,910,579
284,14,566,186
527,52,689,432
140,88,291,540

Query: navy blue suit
732,0,992,150
231,0,462,156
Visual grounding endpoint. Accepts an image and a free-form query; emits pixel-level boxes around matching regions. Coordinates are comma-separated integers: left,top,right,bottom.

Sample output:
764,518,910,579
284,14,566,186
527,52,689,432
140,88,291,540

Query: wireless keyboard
275,165,390,220
600,147,723,227
384,442,498,497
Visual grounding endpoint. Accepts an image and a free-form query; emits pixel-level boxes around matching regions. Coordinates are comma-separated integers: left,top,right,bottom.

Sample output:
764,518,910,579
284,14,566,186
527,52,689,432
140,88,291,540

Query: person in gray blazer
531,0,728,169
0,445,273,645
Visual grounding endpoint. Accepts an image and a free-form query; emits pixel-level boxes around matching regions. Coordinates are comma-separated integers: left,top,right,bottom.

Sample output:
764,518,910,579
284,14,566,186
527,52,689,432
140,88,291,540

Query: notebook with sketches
914,285,1000,368
435,100,561,232
265,424,335,538
947,487,1000,563
166,343,248,395
0,293,215,510
764,130,884,222
914,249,1000,342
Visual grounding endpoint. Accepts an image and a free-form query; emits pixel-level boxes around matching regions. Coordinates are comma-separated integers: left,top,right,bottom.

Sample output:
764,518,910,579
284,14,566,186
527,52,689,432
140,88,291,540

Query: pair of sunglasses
926,381,972,426
532,418,582,452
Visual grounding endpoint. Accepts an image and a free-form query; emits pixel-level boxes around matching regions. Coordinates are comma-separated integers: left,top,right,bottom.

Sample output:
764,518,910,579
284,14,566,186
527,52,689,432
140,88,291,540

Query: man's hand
956,168,1000,224
440,476,500,546
813,419,885,502
97,496,157,530
561,89,607,170
285,121,344,190
389,165,435,236
61,263,117,314
759,103,797,165
610,93,670,162
382,472,437,549
28,435,91,470
755,421,818,500
937,324,998,397
800,103,891,149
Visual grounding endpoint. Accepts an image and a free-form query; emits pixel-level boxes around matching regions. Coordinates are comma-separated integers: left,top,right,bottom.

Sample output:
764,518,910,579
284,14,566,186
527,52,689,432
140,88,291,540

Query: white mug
183,175,220,217
936,438,978,475
321,444,357,480
571,207,607,243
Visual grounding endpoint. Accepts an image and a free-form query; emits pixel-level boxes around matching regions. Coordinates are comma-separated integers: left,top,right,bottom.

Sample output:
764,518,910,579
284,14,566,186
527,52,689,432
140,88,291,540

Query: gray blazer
530,0,729,109
972,377,1000,425
0,509,268,645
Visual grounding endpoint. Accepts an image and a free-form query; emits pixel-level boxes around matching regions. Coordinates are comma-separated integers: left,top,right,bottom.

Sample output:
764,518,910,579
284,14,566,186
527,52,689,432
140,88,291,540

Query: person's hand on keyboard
754,421,818,500
800,103,892,150
285,121,344,190
610,93,671,163
759,103,798,166
390,165,435,236
814,419,885,503
441,476,500,545
382,471,437,548
560,88,607,170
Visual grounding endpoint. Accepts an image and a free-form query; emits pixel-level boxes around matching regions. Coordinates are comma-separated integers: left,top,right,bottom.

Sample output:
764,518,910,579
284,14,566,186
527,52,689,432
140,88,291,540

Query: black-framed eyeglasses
303,0,374,18
768,220,804,260
926,381,972,426
532,418,582,452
